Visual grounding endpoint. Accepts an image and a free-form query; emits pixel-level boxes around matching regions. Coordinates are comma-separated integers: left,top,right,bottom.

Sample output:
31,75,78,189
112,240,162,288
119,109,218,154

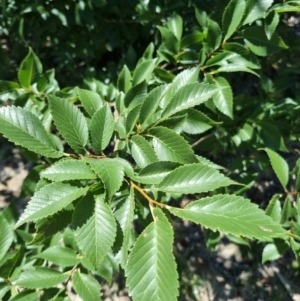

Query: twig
191,132,214,148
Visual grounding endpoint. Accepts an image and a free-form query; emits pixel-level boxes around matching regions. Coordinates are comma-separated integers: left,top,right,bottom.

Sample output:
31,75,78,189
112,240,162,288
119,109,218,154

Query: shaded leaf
126,104,141,134
117,65,132,93
157,26,179,54
124,81,147,110
206,19,222,53
265,11,280,40
0,80,21,94
0,213,13,261
77,88,103,117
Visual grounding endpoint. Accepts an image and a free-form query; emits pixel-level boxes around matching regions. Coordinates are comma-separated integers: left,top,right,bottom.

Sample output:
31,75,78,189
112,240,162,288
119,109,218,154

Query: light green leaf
74,197,117,269
169,194,286,240
124,81,147,110
261,148,289,190
157,26,179,54
265,11,280,40
272,3,300,13
243,26,288,57
16,267,68,288
0,80,21,94
118,65,132,93
126,208,179,301
18,47,42,88
15,183,88,228
130,135,158,168
158,164,236,193
160,67,199,109
134,161,181,185
126,104,141,134
48,95,89,154
217,63,259,76
115,188,135,268
265,194,282,223
195,8,207,28
222,0,246,41
41,158,95,181
139,84,169,126
243,0,273,25
89,105,114,153
163,82,218,118
167,13,183,41
0,106,62,158
206,19,222,53
9,290,40,301
0,213,13,261
132,59,157,86
85,158,124,198
262,241,289,264
72,270,102,301
36,246,80,267
149,127,197,164
213,77,233,118
77,88,103,117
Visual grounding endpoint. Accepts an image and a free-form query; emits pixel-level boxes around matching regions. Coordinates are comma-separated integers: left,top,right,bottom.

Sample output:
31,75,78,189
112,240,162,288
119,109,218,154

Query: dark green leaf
0,213,13,262
124,81,147,110
0,80,21,94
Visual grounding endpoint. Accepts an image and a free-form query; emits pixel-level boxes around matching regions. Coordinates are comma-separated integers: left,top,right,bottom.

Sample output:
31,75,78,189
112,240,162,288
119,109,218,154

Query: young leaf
74,197,117,269
72,270,102,301
77,88,103,117
16,267,68,289
243,26,288,57
48,95,89,154
126,208,179,301
124,81,147,109
162,82,218,118
115,188,135,268
213,77,233,118
261,148,289,190
134,161,181,185
89,104,114,153
18,47,42,88
243,0,273,25
0,213,13,261
85,158,124,199
15,183,88,228
149,127,198,164
222,0,246,41
265,194,282,223
41,158,96,181
117,65,132,93
36,246,80,267
0,80,21,94
157,164,236,194
0,106,62,158
262,241,289,264
132,59,157,86
169,194,286,240
167,13,183,41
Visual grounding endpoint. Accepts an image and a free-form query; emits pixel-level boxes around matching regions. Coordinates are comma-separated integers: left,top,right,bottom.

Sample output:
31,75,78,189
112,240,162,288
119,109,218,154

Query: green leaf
180,33,205,49
222,0,246,41
153,67,175,83
16,267,68,289
115,188,135,268
163,82,218,118
206,19,222,53
261,148,289,190
157,26,179,54
85,158,124,199
89,104,114,153
265,194,282,223
139,84,169,126
9,290,40,301
74,196,117,269
243,26,288,57
262,241,289,264
157,114,186,133
18,47,42,88
134,161,181,185
197,155,224,170
149,127,197,164
0,80,21,94
160,67,199,109
0,213,13,261
195,8,207,28
169,194,285,240
125,104,141,135
37,68,55,93
265,11,280,40
130,135,158,168
0,106,62,158
124,81,147,110
72,271,102,301
132,59,157,86
15,183,88,228
41,158,96,181
213,77,233,118
48,95,89,154
167,13,183,41
243,0,273,25
272,3,300,13
157,164,236,194
36,246,80,267
126,208,179,301
77,88,103,117
117,65,132,93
